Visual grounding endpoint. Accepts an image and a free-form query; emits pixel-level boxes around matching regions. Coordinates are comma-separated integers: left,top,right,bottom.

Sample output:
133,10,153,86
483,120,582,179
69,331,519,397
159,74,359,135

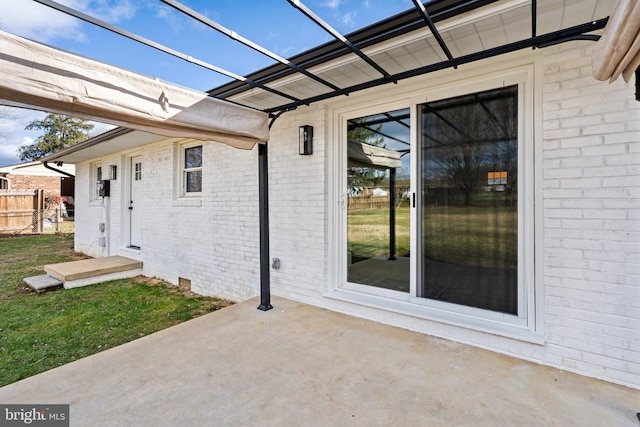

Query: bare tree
423,87,517,206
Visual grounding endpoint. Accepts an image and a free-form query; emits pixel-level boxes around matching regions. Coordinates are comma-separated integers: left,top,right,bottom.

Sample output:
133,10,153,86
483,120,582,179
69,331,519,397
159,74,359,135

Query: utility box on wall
98,180,110,197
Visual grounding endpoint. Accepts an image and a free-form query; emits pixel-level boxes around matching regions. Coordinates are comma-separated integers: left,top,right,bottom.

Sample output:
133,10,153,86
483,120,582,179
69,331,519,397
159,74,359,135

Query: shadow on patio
0,297,636,426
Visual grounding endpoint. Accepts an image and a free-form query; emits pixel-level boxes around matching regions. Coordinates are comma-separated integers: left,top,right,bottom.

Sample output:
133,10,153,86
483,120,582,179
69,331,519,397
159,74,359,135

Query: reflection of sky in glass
348,108,411,179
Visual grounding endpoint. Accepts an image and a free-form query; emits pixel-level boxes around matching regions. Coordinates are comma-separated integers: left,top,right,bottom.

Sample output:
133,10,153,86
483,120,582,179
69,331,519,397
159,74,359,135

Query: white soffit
0,161,75,177
229,0,616,109
0,30,269,150
48,130,167,164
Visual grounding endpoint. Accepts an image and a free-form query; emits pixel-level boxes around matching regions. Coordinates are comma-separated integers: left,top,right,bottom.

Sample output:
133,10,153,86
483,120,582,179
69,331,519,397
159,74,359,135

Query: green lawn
0,234,232,387
348,205,517,268
348,207,411,258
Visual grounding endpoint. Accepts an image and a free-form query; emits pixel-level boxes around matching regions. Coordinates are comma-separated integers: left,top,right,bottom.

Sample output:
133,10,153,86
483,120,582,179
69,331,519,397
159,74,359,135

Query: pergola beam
160,0,341,92
32,0,299,103
412,0,456,67
266,18,608,114
286,0,391,79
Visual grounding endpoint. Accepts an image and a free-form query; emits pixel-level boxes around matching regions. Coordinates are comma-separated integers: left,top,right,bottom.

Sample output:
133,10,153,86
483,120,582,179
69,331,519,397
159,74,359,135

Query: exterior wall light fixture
299,125,313,155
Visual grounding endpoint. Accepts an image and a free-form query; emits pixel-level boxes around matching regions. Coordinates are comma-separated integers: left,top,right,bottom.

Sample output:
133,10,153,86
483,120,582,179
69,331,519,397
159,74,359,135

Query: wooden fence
0,190,46,233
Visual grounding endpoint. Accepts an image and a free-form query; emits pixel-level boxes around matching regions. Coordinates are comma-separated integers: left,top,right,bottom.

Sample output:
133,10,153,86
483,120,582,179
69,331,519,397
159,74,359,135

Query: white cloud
152,3,185,33
0,0,85,43
0,107,114,166
341,11,357,26
0,0,137,44
323,0,342,9
0,108,46,165
89,0,137,23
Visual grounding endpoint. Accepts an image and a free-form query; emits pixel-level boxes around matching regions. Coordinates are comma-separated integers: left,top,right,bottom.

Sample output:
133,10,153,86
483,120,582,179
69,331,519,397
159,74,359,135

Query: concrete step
24,274,63,292
44,256,143,289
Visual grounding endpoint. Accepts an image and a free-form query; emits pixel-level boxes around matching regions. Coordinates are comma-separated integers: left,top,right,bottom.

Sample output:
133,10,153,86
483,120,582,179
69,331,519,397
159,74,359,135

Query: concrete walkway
0,297,637,426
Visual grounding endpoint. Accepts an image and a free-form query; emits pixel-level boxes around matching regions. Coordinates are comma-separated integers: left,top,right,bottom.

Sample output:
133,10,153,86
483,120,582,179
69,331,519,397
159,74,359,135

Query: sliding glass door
346,108,411,293
341,81,526,321
419,86,519,315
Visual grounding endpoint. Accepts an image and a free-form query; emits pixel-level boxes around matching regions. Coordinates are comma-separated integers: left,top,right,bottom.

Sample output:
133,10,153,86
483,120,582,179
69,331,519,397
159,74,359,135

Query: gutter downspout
43,161,75,178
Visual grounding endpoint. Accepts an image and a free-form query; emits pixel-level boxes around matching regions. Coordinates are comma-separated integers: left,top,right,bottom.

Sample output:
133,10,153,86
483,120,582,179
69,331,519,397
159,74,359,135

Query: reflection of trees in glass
184,145,202,193
422,86,517,206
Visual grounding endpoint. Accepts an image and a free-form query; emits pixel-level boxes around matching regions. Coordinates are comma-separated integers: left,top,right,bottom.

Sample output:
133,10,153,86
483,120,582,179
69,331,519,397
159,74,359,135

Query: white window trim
90,161,102,204
326,61,543,344
175,141,203,203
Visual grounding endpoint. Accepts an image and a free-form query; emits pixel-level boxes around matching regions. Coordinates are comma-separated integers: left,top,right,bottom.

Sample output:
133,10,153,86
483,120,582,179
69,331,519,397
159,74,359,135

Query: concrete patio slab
0,297,637,426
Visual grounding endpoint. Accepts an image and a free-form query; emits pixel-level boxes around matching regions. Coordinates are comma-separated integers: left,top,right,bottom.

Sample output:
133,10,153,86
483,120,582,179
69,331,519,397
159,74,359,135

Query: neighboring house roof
0,161,75,177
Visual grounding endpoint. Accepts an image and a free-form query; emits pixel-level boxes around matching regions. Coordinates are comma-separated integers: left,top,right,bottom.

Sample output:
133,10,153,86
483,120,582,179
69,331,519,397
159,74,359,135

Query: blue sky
0,0,416,165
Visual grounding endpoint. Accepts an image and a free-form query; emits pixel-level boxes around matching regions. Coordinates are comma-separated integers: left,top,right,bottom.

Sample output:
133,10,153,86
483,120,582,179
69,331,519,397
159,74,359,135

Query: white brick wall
72,41,638,389
268,105,328,307
540,42,640,388
265,43,639,389
75,138,261,302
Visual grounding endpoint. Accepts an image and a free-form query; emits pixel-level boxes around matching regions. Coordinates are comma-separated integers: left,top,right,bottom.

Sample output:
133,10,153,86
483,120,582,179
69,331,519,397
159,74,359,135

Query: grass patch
0,234,232,387
348,205,517,268
348,207,410,258
423,206,517,268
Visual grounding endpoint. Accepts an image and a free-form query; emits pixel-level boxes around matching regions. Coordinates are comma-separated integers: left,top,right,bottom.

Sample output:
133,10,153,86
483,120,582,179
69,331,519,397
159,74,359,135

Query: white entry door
129,155,142,248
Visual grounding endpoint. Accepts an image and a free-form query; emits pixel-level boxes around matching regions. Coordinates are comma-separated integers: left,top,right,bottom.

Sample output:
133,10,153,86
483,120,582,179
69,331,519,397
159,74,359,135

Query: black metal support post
388,168,397,261
257,142,273,311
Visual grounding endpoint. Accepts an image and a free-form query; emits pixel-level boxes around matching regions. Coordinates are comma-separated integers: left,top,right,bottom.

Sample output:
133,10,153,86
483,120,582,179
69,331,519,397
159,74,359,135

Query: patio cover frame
5,0,622,311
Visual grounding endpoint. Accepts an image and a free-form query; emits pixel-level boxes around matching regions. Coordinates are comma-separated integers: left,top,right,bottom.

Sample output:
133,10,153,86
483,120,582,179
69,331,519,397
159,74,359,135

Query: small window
181,144,202,196
134,162,142,181
0,177,9,190
92,163,102,201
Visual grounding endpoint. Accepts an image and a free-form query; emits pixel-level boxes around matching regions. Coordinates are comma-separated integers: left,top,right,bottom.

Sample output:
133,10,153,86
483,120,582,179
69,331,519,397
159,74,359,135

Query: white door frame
126,154,143,249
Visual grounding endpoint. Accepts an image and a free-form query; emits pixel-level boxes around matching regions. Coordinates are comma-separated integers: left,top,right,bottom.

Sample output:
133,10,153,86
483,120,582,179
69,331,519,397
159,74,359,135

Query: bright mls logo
0,405,68,426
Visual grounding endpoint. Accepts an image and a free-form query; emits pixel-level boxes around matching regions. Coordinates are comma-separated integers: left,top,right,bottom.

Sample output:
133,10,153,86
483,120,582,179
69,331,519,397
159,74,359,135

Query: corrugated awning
592,0,640,83
0,30,269,150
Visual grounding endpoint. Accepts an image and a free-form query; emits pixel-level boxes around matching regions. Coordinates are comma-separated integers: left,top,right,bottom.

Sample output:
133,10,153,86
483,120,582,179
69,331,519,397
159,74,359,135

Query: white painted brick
581,143,628,157
68,42,639,390
559,177,602,189
561,156,604,168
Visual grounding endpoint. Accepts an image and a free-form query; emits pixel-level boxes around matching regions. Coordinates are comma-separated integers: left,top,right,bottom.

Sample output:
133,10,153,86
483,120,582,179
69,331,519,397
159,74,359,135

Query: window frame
179,142,203,198
90,161,102,202
327,64,542,343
